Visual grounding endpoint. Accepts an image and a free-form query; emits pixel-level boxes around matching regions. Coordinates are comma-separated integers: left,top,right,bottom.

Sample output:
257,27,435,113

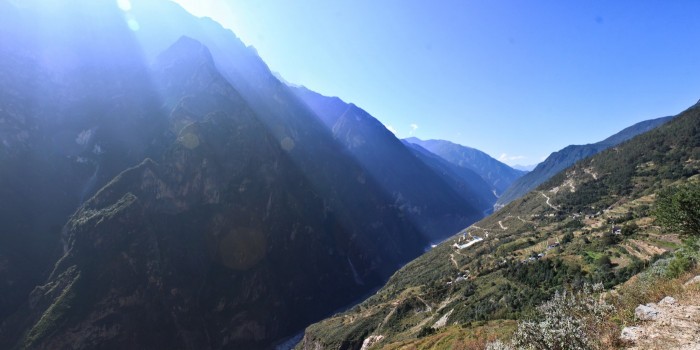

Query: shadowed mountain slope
0,1,478,348
293,86,489,234
404,137,526,196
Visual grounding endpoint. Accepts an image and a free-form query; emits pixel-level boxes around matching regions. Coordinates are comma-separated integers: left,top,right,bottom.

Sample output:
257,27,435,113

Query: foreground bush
485,284,614,350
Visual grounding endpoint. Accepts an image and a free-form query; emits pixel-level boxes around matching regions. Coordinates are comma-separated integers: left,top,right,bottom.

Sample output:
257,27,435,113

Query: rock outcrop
621,277,700,349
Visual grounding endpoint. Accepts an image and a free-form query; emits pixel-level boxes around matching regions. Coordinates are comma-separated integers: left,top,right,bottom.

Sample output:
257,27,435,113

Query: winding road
540,191,559,210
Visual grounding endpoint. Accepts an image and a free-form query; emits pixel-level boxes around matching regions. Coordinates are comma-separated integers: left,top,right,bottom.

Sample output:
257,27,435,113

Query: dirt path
449,253,459,268
515,215,534,224
498,220,508,230
540,192,559,210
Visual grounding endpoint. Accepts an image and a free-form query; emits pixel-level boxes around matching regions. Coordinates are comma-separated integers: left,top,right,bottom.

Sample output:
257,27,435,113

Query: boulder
620,326,642,342
659,296,677,306
683,275,700,288
635,304,659,321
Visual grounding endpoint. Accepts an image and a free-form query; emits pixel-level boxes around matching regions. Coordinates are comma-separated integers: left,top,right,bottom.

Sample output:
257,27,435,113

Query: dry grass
380,321,516,350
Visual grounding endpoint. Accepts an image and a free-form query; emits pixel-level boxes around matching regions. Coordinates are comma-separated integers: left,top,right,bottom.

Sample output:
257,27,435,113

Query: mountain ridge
495,115,674,209
404,137,526,196
292,86,493,232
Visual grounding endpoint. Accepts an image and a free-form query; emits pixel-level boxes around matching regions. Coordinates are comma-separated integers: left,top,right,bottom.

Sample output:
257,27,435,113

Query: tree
417,326,436,338
561,231,574,244
654,182,700,236
622,222,638,236
596,255,612,269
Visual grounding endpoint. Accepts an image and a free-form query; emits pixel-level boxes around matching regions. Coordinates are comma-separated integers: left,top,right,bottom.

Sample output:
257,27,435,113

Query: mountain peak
403,136,421,143
156,36,215,69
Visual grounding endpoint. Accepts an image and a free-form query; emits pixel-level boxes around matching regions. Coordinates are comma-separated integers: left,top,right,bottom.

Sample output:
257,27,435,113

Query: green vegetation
510,284,615,350
417,326,437,338
486,251,700,350
24,270,81,348
654,182,700,237
665,238,700,278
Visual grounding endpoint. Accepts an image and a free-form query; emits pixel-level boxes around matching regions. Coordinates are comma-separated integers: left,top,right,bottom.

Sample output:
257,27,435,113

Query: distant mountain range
495,115,674,209
292,86,495,222
404,137,527,196
402,142,497,216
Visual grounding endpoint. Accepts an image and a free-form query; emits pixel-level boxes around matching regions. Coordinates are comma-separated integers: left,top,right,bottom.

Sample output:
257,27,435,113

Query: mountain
129,0,490,240
292,86,491,230
0,0,172,331
404,137,526,196
297,103,700,349
0,2,484,349
402,142,497,216
0,31,426,349
495,115,674,209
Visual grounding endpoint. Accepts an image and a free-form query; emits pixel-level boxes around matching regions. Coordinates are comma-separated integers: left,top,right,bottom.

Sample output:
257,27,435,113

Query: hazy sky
172,0,700,166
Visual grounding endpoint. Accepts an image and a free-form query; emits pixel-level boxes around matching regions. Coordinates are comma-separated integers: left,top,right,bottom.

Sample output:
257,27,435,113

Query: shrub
485,339,514,350
561,231,574,244
596,255,612,269
510,284,614,350
666,254,693,278
622,222,638,236
417,326,436,338
666,237,700,278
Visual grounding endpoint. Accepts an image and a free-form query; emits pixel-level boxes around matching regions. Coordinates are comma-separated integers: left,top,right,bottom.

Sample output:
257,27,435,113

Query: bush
510,284,614,350
622,222,638,236
485,339,514,350
666,254,693,278
417,326,436,338
561,231,574,244
666,237,700,278
596,255,612,269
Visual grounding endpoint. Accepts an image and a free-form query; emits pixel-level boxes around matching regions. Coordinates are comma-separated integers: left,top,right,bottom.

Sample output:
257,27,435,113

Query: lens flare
116,0,131,12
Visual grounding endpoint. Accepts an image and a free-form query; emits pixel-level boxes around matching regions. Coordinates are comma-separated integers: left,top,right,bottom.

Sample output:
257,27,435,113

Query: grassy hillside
297,103,700,350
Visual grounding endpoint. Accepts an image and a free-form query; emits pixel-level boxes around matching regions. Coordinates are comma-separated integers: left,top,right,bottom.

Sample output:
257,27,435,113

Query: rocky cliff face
0,1,168,326
0,35,429,349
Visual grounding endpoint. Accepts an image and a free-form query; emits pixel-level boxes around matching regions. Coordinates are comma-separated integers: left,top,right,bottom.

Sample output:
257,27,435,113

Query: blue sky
172,0,700,166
